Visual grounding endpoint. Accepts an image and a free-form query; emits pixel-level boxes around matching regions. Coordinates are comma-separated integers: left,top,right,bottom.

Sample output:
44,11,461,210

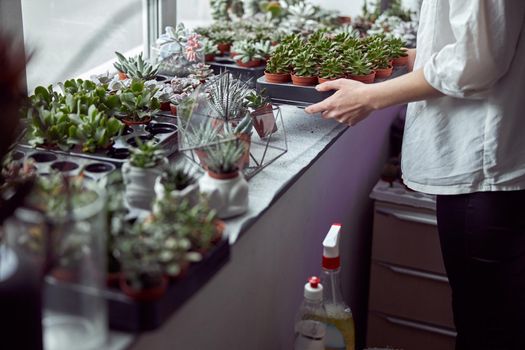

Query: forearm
367,68,443,111
407,48,416,72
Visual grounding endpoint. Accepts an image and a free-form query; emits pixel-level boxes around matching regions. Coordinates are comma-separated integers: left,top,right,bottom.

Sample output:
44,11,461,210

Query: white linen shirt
402,0,525,195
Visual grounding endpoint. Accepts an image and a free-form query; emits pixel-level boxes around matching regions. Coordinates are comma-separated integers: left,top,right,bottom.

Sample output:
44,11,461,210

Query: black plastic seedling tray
45,238,230,332
256,66,408,106
208,57,266,88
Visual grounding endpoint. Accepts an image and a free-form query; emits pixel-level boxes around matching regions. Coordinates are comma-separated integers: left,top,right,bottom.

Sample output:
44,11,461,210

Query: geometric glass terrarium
177,72,287,179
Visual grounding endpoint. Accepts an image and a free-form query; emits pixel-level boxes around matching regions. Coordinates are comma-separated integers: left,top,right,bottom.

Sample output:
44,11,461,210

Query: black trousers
436,190,525,350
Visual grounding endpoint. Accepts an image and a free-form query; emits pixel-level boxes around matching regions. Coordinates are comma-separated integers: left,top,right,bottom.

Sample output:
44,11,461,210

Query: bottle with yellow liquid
320,224,355,350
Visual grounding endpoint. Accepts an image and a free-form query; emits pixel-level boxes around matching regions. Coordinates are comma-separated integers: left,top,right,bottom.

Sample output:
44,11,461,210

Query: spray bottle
294,276,327,350
321,224,355,350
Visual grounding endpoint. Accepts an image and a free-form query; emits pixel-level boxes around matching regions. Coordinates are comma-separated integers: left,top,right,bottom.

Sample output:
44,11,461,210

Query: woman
306,1,525,349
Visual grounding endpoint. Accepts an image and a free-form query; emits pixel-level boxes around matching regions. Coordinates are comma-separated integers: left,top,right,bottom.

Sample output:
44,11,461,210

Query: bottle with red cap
294,276,327,350
321,224,355,350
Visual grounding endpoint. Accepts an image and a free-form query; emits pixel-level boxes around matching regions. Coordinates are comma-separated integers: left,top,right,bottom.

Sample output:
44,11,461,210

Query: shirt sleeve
423,0,525,99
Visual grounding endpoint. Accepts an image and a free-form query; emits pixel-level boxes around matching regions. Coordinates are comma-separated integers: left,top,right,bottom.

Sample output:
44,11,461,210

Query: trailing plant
69,105,124,153
205,139,244,174
118,79,160,122
292,44,318,77
159,165,197,192
207,73,251,121
114,52,159,81
129,140,165,169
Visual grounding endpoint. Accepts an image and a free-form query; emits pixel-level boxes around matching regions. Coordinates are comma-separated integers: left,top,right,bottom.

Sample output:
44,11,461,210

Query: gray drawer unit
367,199,455,349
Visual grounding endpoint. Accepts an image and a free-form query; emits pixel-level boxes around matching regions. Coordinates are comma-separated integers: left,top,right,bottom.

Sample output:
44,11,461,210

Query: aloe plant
114,52,159,81
118,79,160,122
234,114,253,135
205,140,244,174
69,105,124,153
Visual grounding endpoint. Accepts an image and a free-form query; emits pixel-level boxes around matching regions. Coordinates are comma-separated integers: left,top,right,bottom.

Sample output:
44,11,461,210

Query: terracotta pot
291,74,318,86
235,59,263,68
349,71,376,84
251,104,277,138
230,51,238,59
194,149,209,169
208,170,239,180
375,65,393,79
169,103,177,116
393,55,409,66
213,220,226,245
119,275,168,302
338,16,352,24
217,43,231,55
236,133,251,170
118,71,128,80
318,77,339,84
122,116,152,126
264,71,291,84
205,54,215,62
160,101,171,112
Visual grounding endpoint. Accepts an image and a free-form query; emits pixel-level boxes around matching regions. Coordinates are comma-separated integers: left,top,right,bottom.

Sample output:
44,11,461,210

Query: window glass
21,0,144,91
176,0,212,29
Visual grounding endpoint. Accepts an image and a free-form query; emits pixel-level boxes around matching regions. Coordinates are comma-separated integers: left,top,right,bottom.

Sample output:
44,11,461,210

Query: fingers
305,95,336,114
315,79,344,92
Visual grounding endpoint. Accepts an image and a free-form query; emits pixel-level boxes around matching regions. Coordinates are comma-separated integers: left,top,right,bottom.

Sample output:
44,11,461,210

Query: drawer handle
379,262,449,283
383,314,457,338
376,207,437,226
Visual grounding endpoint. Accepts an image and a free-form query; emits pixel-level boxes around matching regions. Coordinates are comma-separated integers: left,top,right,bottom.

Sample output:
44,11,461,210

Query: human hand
304,79,377,127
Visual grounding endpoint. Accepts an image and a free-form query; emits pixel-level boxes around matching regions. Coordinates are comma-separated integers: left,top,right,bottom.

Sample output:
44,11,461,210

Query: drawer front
369,261,454,328
367,312,456,350
372,203,445,274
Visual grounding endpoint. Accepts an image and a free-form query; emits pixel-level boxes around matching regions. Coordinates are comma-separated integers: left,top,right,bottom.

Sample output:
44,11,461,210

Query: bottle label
324,324,345,350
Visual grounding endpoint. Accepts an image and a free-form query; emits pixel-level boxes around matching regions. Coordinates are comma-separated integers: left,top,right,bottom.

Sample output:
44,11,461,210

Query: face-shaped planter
153,176,200,212
198,171,249,219
122,158,168,210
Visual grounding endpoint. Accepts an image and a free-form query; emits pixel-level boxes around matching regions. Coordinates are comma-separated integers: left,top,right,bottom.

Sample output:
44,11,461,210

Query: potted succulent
122,140,168,210
291,45,318,86
254,40,273,61
211,31,234,55
117,79,160,125
388,37,409,66
168,93,190,117
202,37,220,62
154,164,200,208
27,105,74,151
233,115,253,169
346,50,376,84
244,90,277,138
264,50,291,83
114,52,160,81
232,40,265,68
318,54,345,83
183,121,221,167
198,140,249,219
188,63,215,83
69,105,124,153
367,40,393,79
207,73,251,129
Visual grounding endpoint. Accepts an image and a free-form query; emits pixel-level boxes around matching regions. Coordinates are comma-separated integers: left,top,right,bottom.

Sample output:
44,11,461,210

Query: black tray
208,57,266,88
45,238,230,332
256,66,408,106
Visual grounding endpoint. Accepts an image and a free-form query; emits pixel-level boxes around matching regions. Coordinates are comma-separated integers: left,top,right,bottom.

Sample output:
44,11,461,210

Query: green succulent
345,49,373,76
387,37,408,59
292,45,318,77
184,121,221,148
319,55,345,80
160,165,197,192
210,30,235,45
205,139,244,174
202,37,220,56
232,41,264,63
244,90,269,110
69,105,124,153
234,114,253,135
27,105,74,150
118,79,160,122
114,52,159,81
265,51,290,74
207,73,251,122
129,140,165,168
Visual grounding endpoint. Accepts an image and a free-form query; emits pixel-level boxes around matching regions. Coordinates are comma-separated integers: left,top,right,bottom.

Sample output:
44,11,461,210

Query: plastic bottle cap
304,276,323,301
322,224,341,270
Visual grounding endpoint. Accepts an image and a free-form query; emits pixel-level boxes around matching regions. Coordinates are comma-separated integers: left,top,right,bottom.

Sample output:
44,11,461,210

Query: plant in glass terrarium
244,89,277,138
113,52,159,81
207,73,251,129
154,24,204,76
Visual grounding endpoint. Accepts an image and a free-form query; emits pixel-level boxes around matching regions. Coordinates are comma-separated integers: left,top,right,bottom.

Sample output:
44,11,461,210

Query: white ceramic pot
198,171,249,219
153,176,200,209
122,158,168,210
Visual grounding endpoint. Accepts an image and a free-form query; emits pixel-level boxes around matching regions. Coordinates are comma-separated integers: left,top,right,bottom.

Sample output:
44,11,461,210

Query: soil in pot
30,152,58,163
84,162,115,174
50,161,79,173
146,123,176,135
291,74,318,86
119,275,168,302
264,71,291,84
155,75,169,83
107,147,131,160
375,66,393,79
235,59,263,68
349,71,376,84
126,135,155,148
